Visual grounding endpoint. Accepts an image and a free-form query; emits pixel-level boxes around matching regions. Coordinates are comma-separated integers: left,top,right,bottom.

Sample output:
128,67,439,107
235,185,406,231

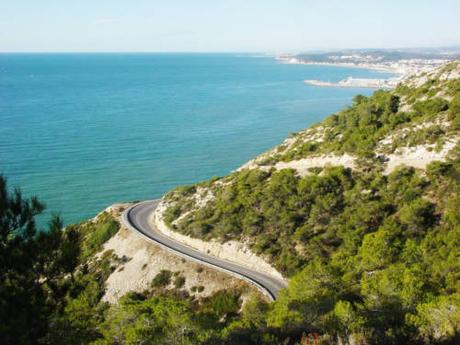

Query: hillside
0,185,265,345
156,60,460,343
93,204,256,303
1,60,459,345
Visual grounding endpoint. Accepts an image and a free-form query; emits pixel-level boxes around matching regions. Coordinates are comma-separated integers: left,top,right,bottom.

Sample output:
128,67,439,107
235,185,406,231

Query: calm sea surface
0,53,392,225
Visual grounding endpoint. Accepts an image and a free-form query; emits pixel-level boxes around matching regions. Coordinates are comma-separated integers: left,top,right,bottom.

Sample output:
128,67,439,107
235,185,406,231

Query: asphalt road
122,200,288,300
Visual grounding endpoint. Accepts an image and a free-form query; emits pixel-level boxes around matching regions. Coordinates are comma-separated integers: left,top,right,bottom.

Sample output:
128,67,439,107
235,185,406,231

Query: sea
0,53,393,226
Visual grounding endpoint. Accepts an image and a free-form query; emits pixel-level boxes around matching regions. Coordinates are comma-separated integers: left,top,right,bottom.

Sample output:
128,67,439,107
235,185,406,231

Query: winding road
122,200,287,300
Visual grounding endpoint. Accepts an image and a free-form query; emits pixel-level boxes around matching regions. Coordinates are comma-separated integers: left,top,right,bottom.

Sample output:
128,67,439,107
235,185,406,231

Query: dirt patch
383,137,458,174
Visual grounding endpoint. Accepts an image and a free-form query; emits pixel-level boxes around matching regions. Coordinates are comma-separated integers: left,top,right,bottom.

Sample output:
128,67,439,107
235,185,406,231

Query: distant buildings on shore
278,51,454,89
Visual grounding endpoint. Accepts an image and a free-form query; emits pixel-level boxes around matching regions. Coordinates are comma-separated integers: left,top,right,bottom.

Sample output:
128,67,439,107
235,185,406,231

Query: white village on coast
277,52,453,89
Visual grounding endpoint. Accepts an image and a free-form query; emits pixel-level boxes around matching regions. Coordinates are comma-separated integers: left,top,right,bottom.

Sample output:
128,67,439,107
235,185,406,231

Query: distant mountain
295,47,460,63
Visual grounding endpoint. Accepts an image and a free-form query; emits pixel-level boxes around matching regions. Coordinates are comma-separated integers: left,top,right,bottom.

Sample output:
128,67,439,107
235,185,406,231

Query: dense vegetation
0,176,81,344
163,155,460,343
161,61,460,344
2,163,459,345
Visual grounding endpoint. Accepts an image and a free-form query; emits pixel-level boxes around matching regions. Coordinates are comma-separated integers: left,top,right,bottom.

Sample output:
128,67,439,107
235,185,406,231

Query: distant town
277,48,460,88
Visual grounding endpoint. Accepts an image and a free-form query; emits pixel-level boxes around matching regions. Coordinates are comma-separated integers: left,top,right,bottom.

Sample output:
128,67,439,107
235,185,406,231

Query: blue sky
1,0,459,52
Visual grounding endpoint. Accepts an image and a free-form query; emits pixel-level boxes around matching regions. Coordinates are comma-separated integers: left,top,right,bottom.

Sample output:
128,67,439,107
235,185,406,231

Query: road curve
122,200,287,300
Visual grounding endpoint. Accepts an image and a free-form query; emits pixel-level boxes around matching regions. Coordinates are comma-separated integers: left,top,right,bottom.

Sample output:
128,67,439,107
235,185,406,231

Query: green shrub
201,290,241,319
71,212,119,261
152,270,172,287
399,198,435,234
412,98,449,117
173,275,186,289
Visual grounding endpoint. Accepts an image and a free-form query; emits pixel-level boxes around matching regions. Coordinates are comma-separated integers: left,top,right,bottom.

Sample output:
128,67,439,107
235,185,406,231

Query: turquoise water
0,53,391,226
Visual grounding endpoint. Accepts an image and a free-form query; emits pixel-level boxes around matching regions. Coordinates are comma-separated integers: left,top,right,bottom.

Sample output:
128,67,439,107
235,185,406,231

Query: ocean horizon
0,53,392,226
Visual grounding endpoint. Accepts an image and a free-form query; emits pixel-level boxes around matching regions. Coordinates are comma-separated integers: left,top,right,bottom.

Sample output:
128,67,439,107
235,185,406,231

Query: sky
1,0,459,52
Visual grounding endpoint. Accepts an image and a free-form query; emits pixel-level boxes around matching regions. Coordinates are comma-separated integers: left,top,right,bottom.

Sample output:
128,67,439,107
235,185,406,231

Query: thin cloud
93,17,116,25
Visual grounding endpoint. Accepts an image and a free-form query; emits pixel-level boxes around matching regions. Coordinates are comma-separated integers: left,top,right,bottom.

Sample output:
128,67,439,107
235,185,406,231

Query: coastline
276,55,448,89
276,56,402,73
303,76,400,89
